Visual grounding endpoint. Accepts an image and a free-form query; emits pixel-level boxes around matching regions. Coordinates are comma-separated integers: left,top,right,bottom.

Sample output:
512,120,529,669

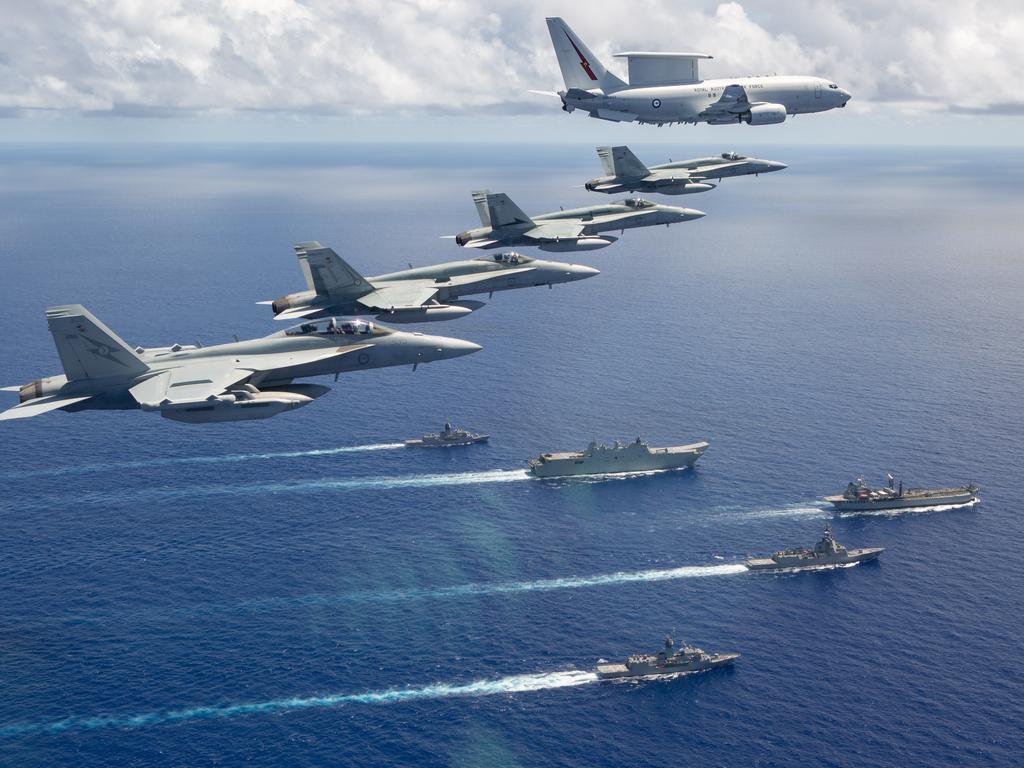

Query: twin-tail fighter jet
262,241,599,322
452,189,704,252
585,147,787,196
541,17,850,127
0,305,479,424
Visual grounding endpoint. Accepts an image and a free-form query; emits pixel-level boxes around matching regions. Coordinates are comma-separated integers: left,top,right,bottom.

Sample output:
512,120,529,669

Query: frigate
824,476,979,512
745,523,884,572
405,422,488,448
528,438,708,478
596,636,739,680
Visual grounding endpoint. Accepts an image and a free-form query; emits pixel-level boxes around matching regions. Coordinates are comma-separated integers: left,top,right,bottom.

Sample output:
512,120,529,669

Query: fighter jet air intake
0,305,480,424
453,190,704,252
586,147,787,195
262,241,599,322
541,17,851,127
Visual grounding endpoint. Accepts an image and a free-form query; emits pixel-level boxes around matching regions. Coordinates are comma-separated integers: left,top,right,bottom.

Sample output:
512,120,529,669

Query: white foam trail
238,562,748,614
741,503,830,521
0,443,405,480
150,468,532,499
0,670,598,736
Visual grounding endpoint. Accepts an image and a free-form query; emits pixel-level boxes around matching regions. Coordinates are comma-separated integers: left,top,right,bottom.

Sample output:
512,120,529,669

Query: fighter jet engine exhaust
153,384,331,424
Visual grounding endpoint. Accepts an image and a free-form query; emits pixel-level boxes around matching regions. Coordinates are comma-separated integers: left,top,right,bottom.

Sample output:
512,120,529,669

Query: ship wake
0,670,598,736
0,443,406,480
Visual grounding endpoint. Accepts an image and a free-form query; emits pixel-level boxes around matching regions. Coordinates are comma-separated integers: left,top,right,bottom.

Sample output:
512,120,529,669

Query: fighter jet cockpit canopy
622,198,656,209
281,318,392,338
478,252,534,265
721,152,746,161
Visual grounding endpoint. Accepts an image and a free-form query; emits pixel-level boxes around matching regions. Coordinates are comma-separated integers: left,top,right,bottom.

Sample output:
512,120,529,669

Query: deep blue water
0,143,1022,767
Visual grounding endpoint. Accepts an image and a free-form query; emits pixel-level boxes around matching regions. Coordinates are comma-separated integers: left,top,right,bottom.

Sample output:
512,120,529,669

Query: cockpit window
721,152,746,161
828,83,839,89
285,318,385,337
623,198,654,209
485,252,532,265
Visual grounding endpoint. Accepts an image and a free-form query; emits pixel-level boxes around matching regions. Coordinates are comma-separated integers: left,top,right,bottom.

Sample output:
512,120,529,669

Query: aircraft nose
767,161,788,171
675,208,706,221
838,88,852,105
435,337,483,360
568,264,601,280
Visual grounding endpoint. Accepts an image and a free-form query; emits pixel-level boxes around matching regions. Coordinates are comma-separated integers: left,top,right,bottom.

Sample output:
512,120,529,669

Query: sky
0,0,1022,144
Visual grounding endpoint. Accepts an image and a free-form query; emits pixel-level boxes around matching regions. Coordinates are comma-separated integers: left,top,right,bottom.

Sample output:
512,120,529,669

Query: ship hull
596,653,739,680
824,491,977,512
745,547,885,572
530,443,707,478
405,435,489,448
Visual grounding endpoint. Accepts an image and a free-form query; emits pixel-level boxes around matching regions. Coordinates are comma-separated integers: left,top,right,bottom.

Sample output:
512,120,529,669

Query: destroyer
824,475,979,512
405,422,488,448
529,437,708,478
596,636,738,680
745,523,884,572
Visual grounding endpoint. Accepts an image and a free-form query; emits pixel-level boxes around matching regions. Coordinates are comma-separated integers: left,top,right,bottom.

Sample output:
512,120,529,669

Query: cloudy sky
1,0,1021,143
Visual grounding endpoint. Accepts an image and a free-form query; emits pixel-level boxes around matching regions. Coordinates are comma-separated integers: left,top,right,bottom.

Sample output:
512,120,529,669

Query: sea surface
0,143,1022,767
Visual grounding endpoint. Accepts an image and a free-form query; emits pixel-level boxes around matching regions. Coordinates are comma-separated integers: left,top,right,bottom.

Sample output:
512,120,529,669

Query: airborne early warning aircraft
585,146,787,196
262,241,599,323
540,17,851,127
452,189,704,252
0,305,480,424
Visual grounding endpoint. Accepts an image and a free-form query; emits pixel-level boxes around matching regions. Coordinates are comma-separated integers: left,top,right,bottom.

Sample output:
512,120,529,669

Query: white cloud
0,0,1021,116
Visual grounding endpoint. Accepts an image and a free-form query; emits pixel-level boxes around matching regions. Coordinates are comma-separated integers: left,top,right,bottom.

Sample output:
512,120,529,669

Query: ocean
0,143,1022,766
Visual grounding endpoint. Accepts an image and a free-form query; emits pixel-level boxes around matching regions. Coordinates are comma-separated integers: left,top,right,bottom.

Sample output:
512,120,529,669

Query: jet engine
742,104,787,125
156,384,331,424
17,376,66,402
539,236,617,252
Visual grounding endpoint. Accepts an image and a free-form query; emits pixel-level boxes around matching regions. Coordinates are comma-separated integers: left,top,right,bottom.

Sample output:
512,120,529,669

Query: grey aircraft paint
0,305,480,424
264,241,599,323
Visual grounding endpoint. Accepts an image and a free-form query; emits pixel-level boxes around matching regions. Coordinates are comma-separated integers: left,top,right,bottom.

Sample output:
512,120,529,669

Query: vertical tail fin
46,305,149,381
471,190,534,228
598,146,650,179
294,241,373,298
546,17,626,91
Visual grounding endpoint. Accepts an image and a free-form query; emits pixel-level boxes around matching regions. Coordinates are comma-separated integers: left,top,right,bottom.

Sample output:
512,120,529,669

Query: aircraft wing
445,267,535,287
522,221,585,242
356,283,441,311
699,84,753,117
272,305,326,322
129,348,363,407
0,394,93,421
459,238,501,249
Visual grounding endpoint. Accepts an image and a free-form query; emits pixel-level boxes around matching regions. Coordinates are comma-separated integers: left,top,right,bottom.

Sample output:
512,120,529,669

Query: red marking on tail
565,32,598,81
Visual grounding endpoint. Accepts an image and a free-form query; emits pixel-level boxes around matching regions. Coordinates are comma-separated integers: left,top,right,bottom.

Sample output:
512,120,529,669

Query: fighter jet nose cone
442,338,483,358
683,209,706,220
573,265,601,279
770,161,788,170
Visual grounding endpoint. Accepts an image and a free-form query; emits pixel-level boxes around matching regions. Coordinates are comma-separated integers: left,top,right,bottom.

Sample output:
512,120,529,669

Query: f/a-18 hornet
1,305,480,424
585,146,787,195
452,189,704,252
541,17,850,127
262,241,599,322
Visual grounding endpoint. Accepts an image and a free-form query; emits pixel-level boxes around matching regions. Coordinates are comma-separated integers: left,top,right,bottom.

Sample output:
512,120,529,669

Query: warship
596,635,739,680
528,438,708,478
404,422,489,448
745,523,884,572
824,475,979,512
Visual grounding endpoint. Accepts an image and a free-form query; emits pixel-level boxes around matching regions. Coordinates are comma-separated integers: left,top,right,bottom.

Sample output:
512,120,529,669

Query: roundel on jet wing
358,352,370,365
651,98,662,108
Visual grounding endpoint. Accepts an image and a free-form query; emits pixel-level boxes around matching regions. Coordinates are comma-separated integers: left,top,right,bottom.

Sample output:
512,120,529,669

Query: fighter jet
262,241,599,323
452,190,705,252
0,305,480,424
585,147,787,196
540,17,851,127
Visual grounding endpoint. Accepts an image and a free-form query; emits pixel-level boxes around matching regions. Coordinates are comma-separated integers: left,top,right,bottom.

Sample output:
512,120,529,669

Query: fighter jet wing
356,283,441,312
445,267,535,287
273,305,326,322
0,394,93,421
522,221,585,242
129,348,364,407
459,238,502,249
699,84,753,117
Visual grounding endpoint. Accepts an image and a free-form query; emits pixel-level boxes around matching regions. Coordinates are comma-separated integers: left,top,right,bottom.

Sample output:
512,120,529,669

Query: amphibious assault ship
405,422,489,448
528,438,708,478
824,475,979,512
745,523,884,572
596,636,739,680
